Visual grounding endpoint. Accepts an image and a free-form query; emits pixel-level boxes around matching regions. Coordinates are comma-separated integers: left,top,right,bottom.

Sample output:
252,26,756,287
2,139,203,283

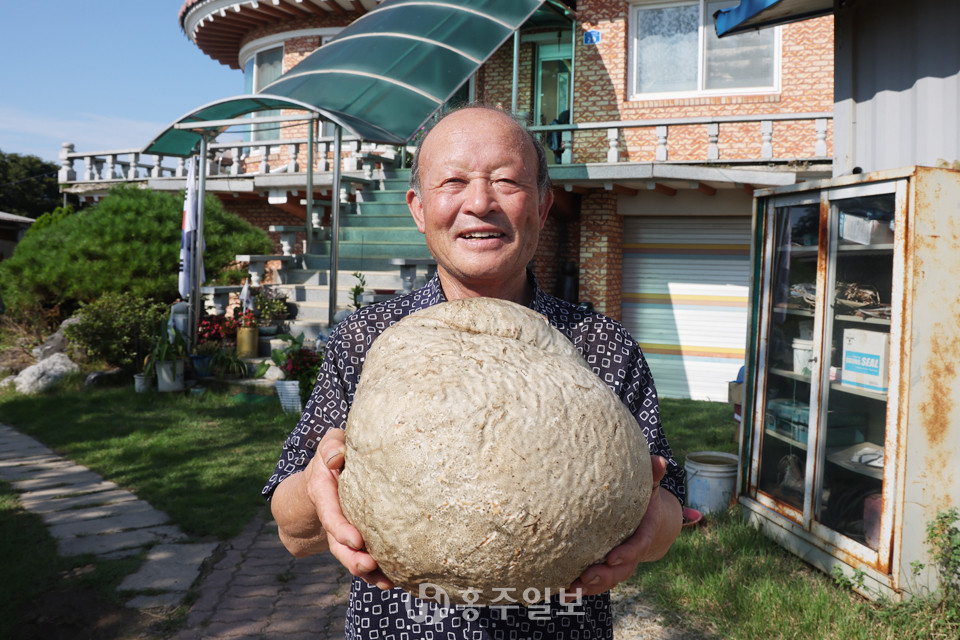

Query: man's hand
272,429,394,590
566,455,682,598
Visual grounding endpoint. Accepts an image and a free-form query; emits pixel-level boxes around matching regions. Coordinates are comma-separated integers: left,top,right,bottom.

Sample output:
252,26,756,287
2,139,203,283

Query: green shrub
64,292,167,372
0,185,272,319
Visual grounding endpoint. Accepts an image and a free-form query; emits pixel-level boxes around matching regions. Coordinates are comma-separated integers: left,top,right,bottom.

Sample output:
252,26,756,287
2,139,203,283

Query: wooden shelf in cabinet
830,381,887,402
765,426,808,450
836,243,894,255
834,313,891,326
770,367,812,383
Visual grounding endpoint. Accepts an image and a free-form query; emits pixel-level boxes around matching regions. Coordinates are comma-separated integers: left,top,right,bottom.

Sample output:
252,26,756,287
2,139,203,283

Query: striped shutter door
622,216,751,401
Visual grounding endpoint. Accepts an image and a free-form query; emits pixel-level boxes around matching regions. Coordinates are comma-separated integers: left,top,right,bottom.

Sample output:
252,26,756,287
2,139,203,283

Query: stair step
354,201,414,216
356,189,409,203
338,227,424,243
339,213,416,228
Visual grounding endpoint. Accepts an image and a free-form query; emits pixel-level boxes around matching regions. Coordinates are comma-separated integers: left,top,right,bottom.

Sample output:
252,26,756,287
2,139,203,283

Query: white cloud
0,107,168,162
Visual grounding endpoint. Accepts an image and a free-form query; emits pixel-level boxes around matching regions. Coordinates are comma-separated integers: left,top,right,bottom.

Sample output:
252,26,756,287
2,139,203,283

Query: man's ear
407,189,426,233
537,189,554,230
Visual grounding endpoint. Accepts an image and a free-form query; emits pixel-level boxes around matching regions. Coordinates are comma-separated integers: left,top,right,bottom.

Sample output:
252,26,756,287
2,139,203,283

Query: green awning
146,0,546,157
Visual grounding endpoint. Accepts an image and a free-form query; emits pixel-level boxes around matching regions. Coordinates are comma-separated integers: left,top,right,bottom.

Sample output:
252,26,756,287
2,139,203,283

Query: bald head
409,105,551,201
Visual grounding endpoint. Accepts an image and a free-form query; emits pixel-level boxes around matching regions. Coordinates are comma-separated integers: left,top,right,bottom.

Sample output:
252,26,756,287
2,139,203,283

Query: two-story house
57,0,834,400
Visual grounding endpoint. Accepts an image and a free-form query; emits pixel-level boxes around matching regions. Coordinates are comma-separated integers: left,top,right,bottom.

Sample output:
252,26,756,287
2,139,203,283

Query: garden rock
32,316,81,361
339,298,652,605
12,352,80,394
84,368,128,388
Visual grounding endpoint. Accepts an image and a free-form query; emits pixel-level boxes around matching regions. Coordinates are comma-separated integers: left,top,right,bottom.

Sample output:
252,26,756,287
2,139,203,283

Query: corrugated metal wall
622,216,751,401
834,0,960,175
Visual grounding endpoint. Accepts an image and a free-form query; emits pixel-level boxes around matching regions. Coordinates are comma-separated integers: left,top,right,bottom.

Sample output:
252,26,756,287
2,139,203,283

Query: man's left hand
566,455,683,598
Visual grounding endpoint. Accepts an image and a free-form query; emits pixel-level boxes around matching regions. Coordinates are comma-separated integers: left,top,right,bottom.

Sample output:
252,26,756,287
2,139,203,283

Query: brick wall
573,1,834,163
578,191,622,320
215,195,304,256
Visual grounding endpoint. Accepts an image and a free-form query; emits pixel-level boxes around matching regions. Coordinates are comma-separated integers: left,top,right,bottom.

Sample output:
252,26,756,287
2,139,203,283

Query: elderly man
264,105,684,638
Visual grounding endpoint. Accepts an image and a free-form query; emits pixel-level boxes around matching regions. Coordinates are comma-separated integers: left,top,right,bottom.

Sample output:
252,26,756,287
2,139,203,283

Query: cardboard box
842,328,890,393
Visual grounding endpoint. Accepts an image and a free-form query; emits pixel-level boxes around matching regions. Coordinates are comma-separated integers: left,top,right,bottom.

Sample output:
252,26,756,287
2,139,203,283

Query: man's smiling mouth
460,231,505,240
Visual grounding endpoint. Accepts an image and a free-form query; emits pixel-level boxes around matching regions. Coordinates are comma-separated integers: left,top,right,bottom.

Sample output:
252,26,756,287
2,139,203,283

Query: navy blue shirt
263,274,684,639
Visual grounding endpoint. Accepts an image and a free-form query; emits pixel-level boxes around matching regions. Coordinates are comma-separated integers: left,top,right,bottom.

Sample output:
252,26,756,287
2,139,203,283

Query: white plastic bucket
685,451,738,514
275,380,302,414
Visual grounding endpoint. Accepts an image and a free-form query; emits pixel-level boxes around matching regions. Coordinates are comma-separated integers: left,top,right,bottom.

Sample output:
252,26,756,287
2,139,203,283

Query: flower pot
156,359,185,392
191,354,213,378
275,379,302,414
134,373,149,393
237,326,259,358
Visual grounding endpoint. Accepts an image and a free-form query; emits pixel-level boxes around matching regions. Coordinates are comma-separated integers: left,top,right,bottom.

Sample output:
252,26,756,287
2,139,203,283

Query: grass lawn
0,375,294,540
0,377,955,639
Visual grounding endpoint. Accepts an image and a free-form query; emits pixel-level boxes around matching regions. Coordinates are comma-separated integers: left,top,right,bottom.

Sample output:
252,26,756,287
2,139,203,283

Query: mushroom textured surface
338,297,652,604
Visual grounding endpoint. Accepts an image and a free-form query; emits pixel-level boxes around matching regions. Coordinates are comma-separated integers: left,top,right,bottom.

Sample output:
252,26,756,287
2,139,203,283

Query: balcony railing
59,112,832,186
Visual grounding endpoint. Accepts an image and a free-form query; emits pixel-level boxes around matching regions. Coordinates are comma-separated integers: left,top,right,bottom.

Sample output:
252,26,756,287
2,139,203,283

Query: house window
244,46,284,141
629,0,778,99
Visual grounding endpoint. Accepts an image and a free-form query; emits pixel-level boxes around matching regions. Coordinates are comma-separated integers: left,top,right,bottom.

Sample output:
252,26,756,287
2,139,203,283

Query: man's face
407,108,553,299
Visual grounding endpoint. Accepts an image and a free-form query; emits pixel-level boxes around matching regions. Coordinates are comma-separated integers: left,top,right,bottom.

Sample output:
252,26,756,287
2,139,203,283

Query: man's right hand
272,429,395,590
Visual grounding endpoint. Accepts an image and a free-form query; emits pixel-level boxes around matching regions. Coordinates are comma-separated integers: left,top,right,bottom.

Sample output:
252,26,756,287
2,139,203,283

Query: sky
0,1,242,164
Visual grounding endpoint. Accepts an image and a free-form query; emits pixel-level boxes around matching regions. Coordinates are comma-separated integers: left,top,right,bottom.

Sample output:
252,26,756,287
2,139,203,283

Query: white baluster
84,156,95,181
106,155,117,179
815,118,828,157
259,146,269,174
59,143,76,182
655,125,668,162
288,143,298,172
316,141,328,172
761,121,773,159
707,123,720,161
152,155,163,178
606,128,620,163
127,153,140,180
176,157,186,178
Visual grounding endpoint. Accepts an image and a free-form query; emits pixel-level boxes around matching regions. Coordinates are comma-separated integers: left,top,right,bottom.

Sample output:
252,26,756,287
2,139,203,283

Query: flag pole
191,134,209,352
329,125,342,327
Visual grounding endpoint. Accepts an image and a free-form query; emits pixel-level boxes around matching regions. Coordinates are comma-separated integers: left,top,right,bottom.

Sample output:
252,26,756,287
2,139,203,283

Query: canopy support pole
190,134,209,352
569,17,577,123
329,125,343,327
511,31,520,114
305,119,315,251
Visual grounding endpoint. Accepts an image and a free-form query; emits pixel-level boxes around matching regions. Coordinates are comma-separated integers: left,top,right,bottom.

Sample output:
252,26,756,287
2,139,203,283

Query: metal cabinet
739,166,960,601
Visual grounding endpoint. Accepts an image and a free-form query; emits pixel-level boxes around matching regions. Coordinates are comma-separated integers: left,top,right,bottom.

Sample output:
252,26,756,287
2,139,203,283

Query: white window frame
627,0,781,101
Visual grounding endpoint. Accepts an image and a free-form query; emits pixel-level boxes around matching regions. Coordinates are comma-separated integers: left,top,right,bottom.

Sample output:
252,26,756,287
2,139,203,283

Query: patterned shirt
263,274,684,640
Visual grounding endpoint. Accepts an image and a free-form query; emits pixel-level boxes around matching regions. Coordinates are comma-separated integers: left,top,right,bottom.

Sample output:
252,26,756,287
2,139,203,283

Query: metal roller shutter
622,216,751,401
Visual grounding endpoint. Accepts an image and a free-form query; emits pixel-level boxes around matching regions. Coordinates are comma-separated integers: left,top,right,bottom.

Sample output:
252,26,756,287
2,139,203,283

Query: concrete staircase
272,168,433,344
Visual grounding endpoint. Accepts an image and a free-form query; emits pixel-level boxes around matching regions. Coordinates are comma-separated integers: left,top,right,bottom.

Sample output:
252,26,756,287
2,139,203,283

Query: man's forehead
422,109,534,168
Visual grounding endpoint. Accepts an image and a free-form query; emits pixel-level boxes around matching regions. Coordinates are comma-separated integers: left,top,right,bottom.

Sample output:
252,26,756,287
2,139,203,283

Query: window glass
632,0,776,97
704,0,775,90
635,3,698,94
250,46,283,142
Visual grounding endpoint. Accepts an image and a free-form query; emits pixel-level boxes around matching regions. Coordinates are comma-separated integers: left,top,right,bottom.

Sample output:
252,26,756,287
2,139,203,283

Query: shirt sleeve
620,342,686,506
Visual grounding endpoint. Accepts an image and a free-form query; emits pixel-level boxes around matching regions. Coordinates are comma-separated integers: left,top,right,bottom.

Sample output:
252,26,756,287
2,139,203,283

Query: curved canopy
714,0,833,37
146,0,546,157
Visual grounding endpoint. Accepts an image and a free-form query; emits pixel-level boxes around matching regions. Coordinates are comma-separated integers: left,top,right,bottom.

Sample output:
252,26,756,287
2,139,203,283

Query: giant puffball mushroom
338,297,653,605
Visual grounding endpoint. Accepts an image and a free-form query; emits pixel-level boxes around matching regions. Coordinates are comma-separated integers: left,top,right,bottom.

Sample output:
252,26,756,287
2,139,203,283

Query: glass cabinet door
755,196,821,514
814,185,896,550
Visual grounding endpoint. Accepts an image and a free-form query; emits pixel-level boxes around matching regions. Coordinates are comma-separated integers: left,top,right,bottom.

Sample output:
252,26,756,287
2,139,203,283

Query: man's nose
462,179,498,216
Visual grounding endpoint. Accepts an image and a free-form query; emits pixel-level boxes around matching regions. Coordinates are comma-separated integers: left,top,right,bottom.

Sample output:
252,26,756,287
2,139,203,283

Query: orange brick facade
210,3,834,318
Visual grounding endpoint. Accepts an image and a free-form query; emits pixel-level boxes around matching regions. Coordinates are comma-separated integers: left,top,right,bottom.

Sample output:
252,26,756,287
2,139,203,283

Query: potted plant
235,308,259,358
210,346,247,379
255,285,290,335
145,317,189,392
192,314,233,378
256,333,322,413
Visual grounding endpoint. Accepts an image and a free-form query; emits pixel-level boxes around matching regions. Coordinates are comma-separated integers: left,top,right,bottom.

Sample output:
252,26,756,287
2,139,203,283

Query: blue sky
0,1,241,163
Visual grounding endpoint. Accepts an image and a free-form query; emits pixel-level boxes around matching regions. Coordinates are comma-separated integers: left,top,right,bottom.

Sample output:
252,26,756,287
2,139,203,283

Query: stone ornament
339,298,652,605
